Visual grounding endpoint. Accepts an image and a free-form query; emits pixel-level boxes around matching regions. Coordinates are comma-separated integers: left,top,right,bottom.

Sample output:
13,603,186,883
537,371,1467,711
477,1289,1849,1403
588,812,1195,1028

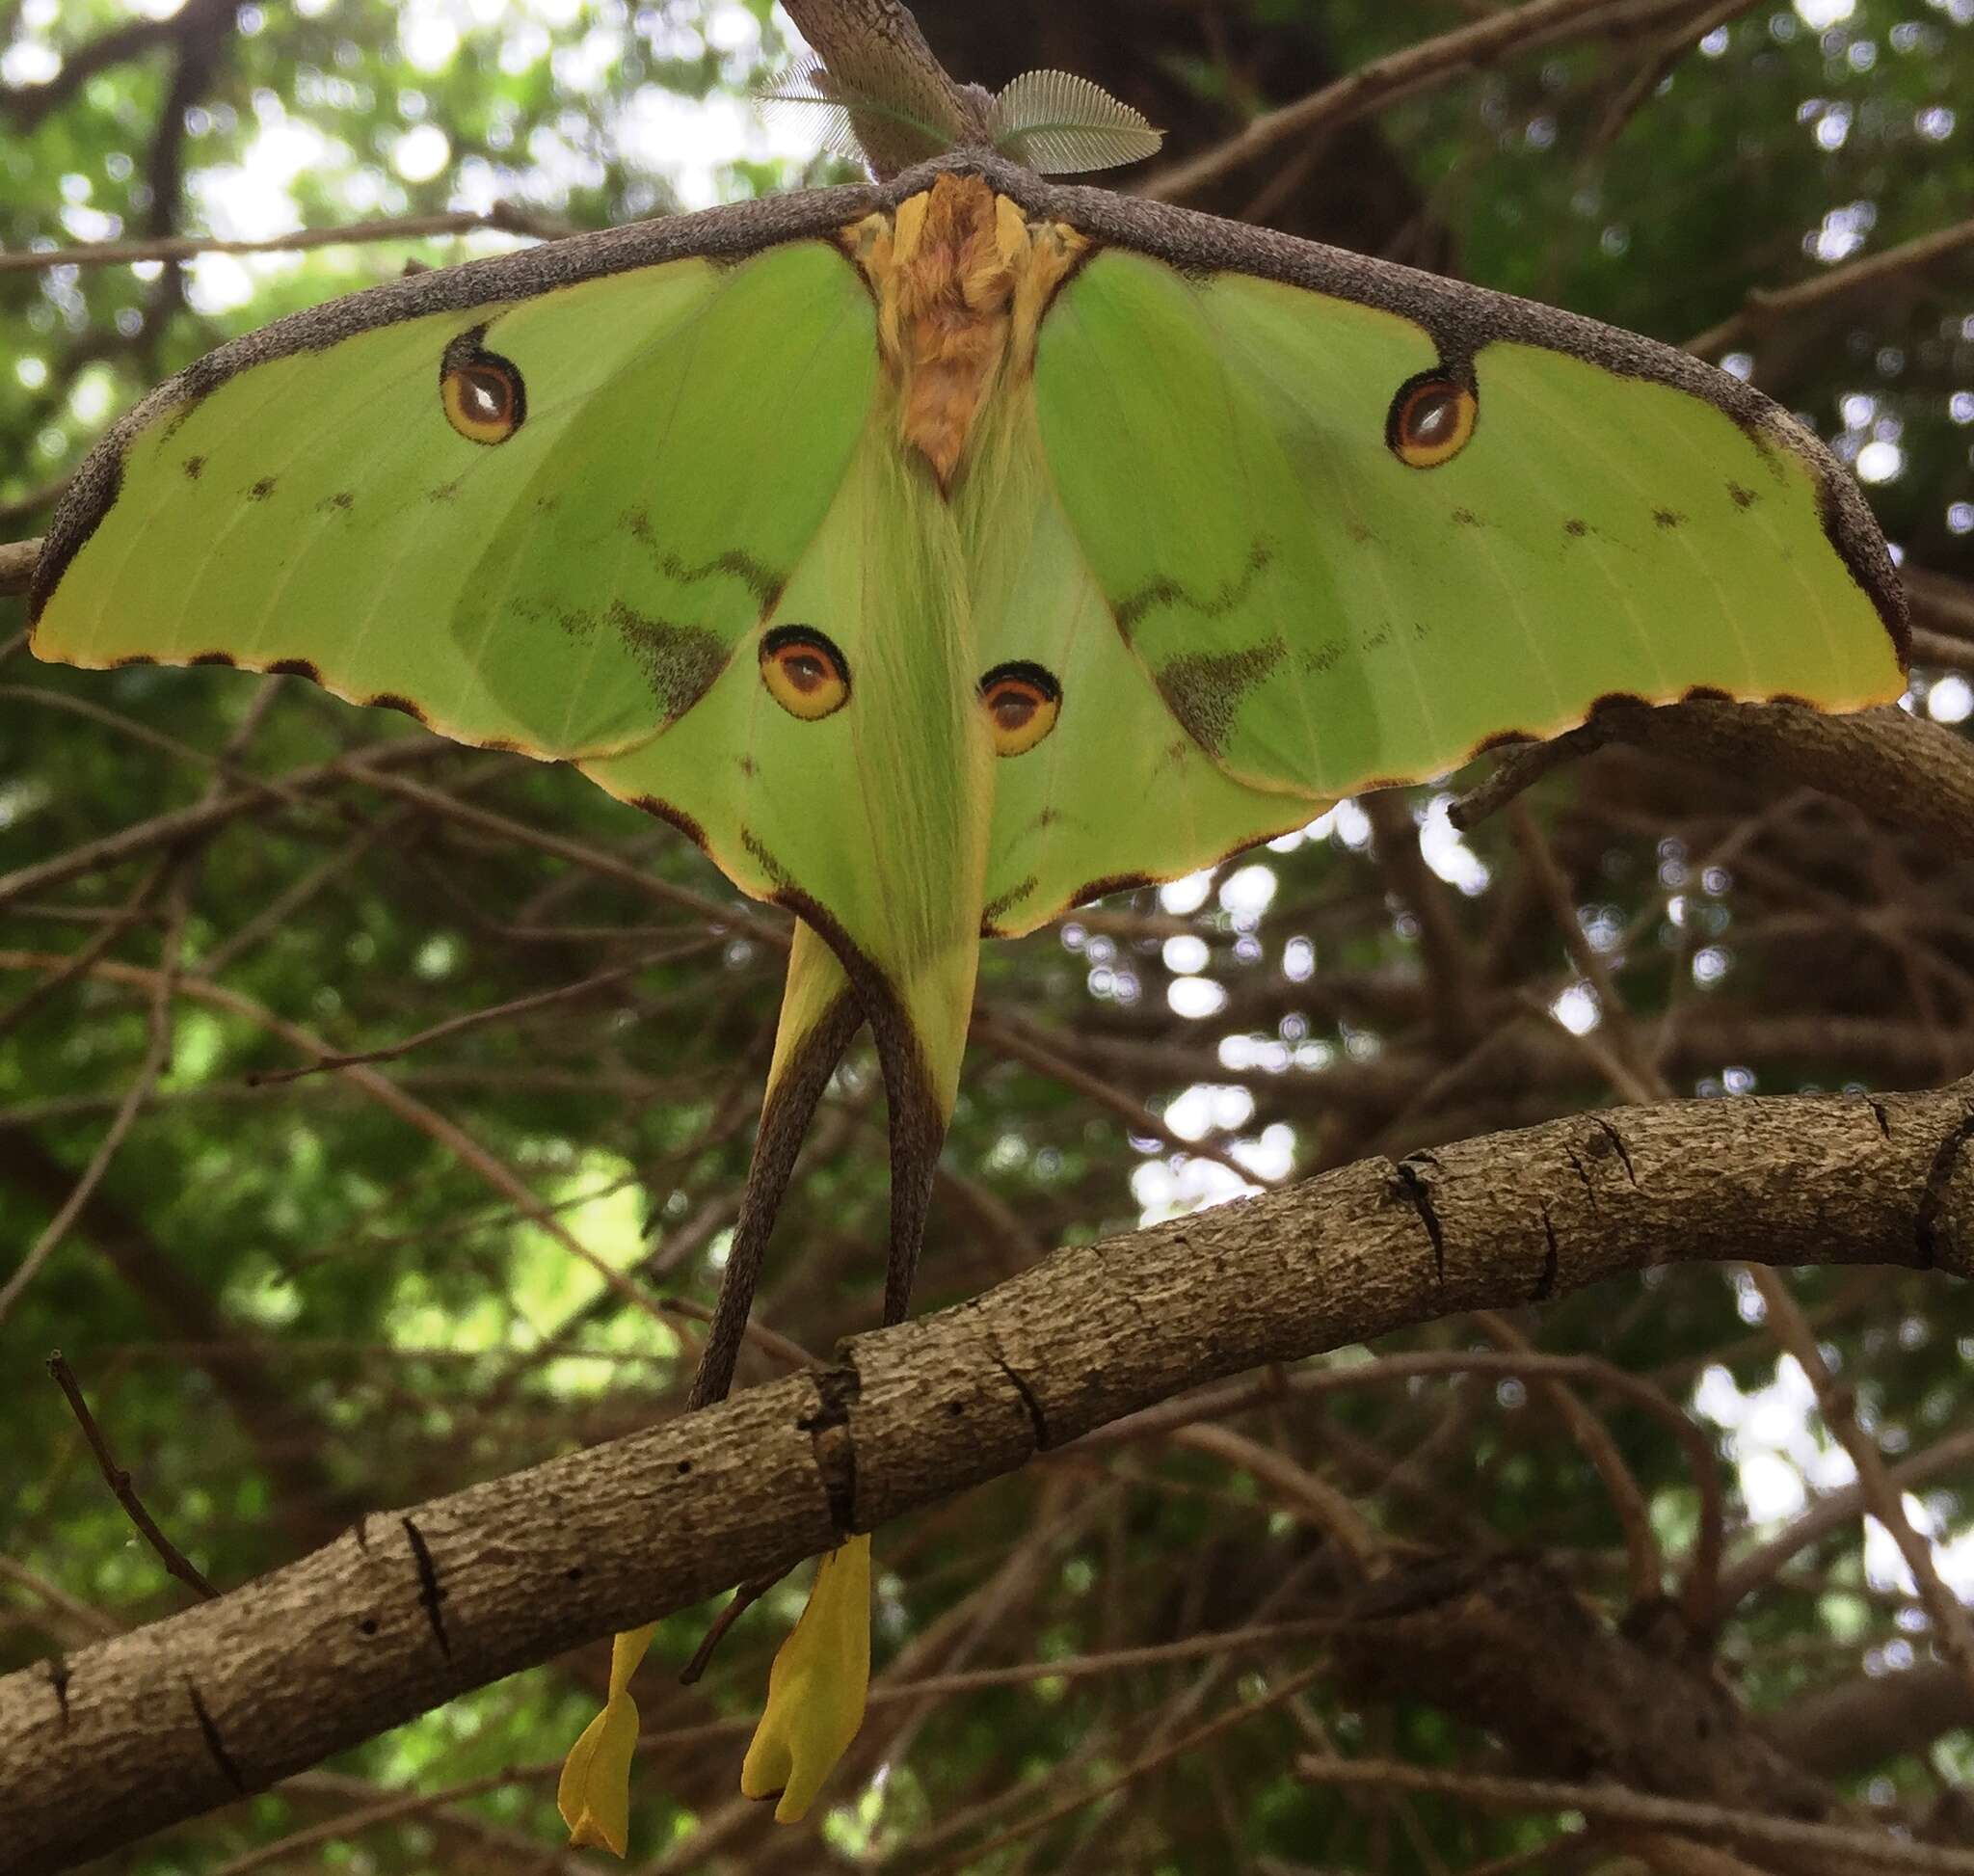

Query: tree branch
1295,1758,1974,1875
1450,702,1974,858
2,1077,1969,1871
1,0,234,133
0,206,579,275
0,537,37,599
779,0,988,177
1684,216,1974,359
45,1353,218,1602
1139,0,1723,203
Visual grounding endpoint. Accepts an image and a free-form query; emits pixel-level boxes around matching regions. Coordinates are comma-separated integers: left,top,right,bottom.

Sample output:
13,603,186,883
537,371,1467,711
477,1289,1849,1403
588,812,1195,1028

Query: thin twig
974,1010,1280,1190
1582,0,1759,160
1167,1424,1383,1577
199,1621,1342,1876
0,1554,122,1640
0,737,449,910
1449,722,1613,832
1141,0,1706,202
1471,1309,1663,1608
0,915,181,1322
1510,799,1665,1104
678,1568,789,1684
1685,215,1974,358
0,949,807,1364
921,1666,1328,1876
0,204,576,274
653,1293,814,1374
1294,1758,1974,1874
246,958,651,1085
0,684,310,811
45,1353,217,1601
356,769,785,945
1717,1423,1974,1607
1078,1347,1725,1627
1743,1265,1974,1707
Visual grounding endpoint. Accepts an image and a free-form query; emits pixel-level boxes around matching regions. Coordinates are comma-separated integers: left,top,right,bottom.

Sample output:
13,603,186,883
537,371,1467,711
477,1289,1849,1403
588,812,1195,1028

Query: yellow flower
558,1622,657,1857
740,1535,872,1823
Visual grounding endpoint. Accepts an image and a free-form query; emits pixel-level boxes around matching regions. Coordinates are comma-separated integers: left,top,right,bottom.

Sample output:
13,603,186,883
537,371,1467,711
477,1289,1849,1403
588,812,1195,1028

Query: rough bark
2,1080,1971,1872
1451,700,1974,856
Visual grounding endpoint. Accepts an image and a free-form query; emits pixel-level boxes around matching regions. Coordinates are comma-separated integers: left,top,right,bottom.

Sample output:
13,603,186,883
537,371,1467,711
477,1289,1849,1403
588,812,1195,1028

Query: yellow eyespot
978,661,1061,758
1387,371,1476,469
440,342,525,444
760,626,850,720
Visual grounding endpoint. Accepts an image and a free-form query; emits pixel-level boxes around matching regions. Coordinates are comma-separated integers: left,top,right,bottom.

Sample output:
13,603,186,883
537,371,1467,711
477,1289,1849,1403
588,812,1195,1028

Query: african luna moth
24,0,1907,1846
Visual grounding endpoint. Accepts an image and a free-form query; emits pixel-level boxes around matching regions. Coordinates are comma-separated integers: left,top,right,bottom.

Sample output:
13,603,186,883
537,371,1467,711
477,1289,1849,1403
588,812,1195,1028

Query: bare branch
0,738,449,910
1718,1424,1974,1607
0,205,578,275
1450,702,1974,859
779,0,987,177
1140,0,1720,204
1685,216,1974,359
0,537,36,599
1744,1264,1974,1705
1295,1758,1974,1874
45,1353,218,1602
2,0,233,133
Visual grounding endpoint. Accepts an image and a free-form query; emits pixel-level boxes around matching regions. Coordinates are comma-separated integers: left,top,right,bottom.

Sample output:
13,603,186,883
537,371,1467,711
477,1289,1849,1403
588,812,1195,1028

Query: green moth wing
1022,197,1906,808
29,150,1910,1038
40,246,869,761
30,182,1001,1293
31,192,976,1062
942,165,1902,938
960,391,1311,939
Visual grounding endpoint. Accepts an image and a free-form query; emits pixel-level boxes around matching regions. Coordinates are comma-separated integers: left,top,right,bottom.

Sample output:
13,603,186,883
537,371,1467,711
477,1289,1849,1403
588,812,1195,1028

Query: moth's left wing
962,394,1314,940
1026,235,1907,808
29,201,986,1112
29,234,873,778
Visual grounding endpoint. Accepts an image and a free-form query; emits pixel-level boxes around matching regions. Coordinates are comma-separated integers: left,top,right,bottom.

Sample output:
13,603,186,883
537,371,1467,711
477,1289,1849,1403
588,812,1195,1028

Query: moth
24,13,1907,1843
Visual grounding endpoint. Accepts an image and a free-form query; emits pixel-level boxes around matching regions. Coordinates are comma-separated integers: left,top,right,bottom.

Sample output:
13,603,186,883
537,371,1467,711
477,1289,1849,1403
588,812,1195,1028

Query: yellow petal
740,1535,871,1824
558,1625,658,1856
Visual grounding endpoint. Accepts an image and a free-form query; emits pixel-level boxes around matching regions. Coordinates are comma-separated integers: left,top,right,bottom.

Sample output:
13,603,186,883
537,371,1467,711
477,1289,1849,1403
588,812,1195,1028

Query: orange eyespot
978,661,1061,758
760,626,850,720
440,341,525,444
1386,371,1476,469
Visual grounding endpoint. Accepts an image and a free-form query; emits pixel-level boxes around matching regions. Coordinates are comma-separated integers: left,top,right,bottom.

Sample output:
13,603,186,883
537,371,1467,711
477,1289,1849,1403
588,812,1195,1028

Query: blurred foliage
2,2,1972,1872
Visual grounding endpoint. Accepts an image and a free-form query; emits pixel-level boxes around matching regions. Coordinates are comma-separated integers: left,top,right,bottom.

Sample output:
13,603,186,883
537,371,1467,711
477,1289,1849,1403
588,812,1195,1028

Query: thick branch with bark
2,1079,1969,1872
1450,699,1974,849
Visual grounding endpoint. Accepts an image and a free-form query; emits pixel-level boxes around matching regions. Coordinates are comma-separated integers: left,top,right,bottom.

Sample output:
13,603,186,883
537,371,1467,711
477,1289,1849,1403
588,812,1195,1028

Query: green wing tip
990,70,1163,175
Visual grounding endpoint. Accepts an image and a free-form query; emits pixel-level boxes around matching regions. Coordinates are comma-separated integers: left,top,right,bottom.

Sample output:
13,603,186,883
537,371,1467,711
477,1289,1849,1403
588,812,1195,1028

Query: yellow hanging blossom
557,1622,657,1856
740,1534,872,1823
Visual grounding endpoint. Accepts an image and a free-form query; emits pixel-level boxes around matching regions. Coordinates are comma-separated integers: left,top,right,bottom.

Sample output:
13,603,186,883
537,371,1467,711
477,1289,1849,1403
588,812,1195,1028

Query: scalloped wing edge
983,668,1906,938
